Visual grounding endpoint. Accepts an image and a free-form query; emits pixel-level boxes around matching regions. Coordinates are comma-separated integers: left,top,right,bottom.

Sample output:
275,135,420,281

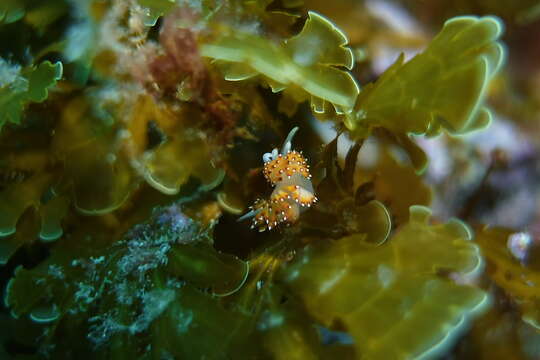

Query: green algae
137,0,177,26
281,206,487,359
0,174,70,263
4,203,250,357
53,97,136,215
0,60,62,131
0,210,40,265
0,1,24,25
38,195,69,242
348,16,505,138
0,174,50,237
0,1,529,359
141,132,224,195
201,12,505,174
365,146,432,224
201,11,359,116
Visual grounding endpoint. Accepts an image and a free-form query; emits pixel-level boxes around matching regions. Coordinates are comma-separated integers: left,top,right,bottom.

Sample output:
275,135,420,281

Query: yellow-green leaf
281,206,487,360
348,16,505,138
200,11,359,115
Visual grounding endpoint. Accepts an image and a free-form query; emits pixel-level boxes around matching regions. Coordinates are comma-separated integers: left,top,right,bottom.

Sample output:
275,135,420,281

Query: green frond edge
280,206,488,360
347,16,505,139
200,11,360,114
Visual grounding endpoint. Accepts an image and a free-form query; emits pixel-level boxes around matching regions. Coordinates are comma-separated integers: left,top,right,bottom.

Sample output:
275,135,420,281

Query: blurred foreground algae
5,201,250,358
1,0,538,359
281,206,486,359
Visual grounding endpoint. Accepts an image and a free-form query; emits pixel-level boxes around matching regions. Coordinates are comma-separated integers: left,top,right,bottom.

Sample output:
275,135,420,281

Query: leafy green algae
0,1,518,359
201,11,359,115
0,1,24,25
201,12,505,173
0,60,62,131
137,0,177,26
357,143,432,225
348,16,504,138
54,97,137,215
4,203,250,358
281,206,487,359
0,173,69,263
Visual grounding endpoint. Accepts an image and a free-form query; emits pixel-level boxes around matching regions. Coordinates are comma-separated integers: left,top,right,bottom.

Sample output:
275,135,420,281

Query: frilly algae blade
280,206,488,360
348,16,505,139
141,134,224,195
200,11,359,115
0,60,62,131
0,175,68,263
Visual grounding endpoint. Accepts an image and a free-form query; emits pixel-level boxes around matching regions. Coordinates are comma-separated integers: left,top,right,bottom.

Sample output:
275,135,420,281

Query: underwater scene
1,0,540,359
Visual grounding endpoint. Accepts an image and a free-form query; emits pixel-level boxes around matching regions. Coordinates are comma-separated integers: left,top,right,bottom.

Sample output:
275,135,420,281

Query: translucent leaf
54,97,136,215
166,243,249,296
0,174,69,263
476,227,540,330
26,61,63,102
0,1,24,24
39,195,69,242
137,0,176,26
217,178,246,215
227,251,331,360
284,11,354,69
0,210,39,265
363,148,432,224
338,200,391,245
347,16,505,138
374,129,429,174
0,60,62,131
256,286,324,360
150,283,253,359
142,133,224,195
200,11,359,114
280,206,487,360
0,174,50,237
124,95,224,195
65,146,134,215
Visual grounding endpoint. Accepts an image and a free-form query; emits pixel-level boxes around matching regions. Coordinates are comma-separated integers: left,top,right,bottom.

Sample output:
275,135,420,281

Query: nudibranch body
263,150,311,185
239,127,317,232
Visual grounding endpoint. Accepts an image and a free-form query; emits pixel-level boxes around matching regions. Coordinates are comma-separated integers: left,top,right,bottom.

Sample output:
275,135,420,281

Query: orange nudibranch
239,127,317,232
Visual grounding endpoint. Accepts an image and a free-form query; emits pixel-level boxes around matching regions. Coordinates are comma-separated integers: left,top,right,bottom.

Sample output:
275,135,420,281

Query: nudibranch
239,127,317,231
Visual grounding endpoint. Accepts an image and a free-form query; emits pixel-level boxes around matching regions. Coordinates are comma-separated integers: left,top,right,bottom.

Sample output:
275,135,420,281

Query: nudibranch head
262,126,312,186
263,150,311,185
239,127,317,232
